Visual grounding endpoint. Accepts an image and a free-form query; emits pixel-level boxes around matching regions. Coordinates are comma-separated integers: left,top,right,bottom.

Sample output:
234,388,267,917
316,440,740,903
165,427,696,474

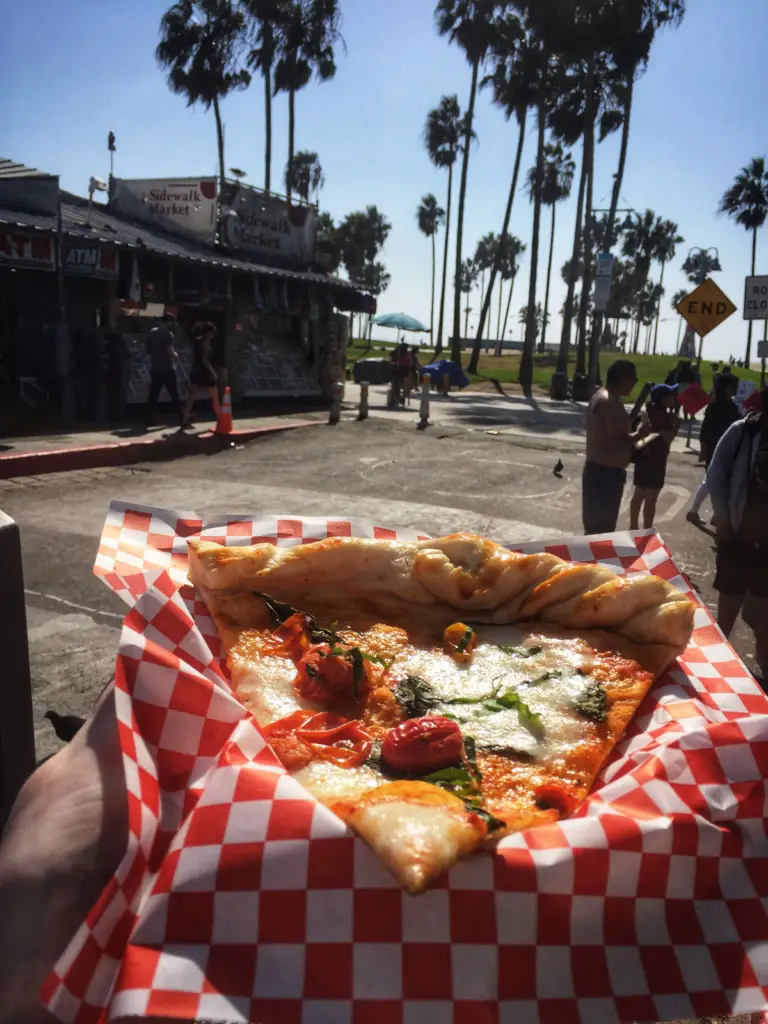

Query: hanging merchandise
253,278,264,310
308,287,320,322
128,253,141,303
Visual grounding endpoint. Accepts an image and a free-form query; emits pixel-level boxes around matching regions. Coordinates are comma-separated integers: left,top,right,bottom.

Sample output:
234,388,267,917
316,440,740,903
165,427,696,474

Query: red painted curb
0,420,322,480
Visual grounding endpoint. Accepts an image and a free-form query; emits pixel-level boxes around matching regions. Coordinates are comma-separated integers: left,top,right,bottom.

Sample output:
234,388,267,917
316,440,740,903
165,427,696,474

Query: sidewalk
342,382,702,454
0,413,324,479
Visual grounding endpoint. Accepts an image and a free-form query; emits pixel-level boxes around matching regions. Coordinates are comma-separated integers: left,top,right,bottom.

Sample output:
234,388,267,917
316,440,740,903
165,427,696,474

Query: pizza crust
188,533,694,674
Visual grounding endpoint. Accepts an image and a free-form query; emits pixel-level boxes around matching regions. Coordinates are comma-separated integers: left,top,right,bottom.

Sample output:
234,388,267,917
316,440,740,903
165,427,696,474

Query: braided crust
188,533,694,675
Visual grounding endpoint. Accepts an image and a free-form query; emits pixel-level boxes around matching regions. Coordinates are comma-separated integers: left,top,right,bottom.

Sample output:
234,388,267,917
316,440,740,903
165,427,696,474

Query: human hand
0,687,127,1024
714,517,734,540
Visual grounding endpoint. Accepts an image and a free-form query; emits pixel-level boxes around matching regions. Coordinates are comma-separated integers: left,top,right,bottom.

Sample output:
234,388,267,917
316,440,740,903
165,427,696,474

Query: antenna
107,131,116,185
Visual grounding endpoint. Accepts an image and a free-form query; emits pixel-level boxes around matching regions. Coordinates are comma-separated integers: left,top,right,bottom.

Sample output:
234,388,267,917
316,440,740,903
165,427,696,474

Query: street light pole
585,207,635,396
683,246,722,369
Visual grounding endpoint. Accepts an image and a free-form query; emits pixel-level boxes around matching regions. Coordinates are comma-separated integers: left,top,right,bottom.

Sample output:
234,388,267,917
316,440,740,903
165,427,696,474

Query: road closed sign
743,275,768,320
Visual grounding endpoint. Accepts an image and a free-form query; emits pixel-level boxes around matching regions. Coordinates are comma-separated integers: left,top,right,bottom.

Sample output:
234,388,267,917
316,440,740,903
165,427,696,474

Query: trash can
0,511,35,831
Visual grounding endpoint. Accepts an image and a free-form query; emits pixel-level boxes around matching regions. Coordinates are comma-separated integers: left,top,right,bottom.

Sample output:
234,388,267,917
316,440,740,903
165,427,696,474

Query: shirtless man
582,359,645,535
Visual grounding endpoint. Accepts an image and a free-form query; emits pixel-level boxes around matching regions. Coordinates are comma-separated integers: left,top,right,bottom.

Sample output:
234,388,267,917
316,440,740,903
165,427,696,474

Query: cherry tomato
535,780,581,818
443,622,477,664
295,643,371,703
381,716,463,774
266,612,311,659
264,709,372,768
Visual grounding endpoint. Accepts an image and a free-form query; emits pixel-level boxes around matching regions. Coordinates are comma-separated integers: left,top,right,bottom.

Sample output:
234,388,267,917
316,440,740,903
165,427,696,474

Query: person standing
582,359,646,535
145,313,183,429
629,383,680,530
182,322,221,428
687,372,740,523
707,391,768,680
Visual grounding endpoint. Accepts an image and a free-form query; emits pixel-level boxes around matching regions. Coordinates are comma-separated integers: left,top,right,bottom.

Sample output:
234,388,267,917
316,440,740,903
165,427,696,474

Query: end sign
744,275,768,320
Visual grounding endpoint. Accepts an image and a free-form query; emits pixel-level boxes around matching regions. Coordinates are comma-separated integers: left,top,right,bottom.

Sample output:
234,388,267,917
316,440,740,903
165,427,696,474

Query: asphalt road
1,414,755,761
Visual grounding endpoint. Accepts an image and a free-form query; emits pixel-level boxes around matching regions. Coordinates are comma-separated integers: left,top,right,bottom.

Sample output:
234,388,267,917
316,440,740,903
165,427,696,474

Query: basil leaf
463,735,479,773
499,644,544,658
255,592,298,626
488,689,544,739
456,625,475,654
394,675,441,718
573,681,608,723
311,625,342,645
422,767,474,786
470,805,506,833
522,669,562,686
349,647,365,699
365,739,383,772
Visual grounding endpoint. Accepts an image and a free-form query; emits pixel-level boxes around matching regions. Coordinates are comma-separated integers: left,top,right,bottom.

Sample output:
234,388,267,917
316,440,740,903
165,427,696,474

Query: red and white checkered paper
42,500,768,1024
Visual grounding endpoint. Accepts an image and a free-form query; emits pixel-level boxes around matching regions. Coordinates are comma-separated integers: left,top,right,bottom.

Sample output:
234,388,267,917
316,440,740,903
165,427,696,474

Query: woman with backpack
708,389,768,681
686,372,740,524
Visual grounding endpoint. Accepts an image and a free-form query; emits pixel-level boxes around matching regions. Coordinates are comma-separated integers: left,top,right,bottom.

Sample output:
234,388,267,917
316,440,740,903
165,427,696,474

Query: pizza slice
188,533,695,893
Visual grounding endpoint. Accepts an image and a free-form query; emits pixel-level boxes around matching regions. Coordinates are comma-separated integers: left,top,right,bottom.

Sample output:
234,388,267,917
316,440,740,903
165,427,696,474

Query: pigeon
44,710,86,743
553,459,564,478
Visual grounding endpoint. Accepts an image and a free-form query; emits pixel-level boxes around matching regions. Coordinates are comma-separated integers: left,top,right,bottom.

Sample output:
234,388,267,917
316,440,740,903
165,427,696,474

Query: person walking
629,383,680,530
687,372,740,523
145,313,183,429
707,390,768,681
182,321,221,428
582,359,647,535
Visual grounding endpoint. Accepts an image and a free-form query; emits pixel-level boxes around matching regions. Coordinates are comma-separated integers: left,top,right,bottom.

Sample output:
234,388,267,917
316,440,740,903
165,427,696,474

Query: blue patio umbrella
371,312,429,332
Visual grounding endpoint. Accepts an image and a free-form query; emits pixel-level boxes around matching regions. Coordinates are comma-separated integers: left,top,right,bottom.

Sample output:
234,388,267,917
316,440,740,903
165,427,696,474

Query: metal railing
0,511,35,831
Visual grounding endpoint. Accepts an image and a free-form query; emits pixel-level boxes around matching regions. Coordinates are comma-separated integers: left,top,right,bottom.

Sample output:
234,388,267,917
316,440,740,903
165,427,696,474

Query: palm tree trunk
652,260,666,354
264,53,273,192
556,135,587,375
452,58,480,365
539,203,556,353
576,72,596,379
213,94,225,193
746,226,757,366
430,231,437,343
519,101,546,396
606,75,634,248
499,276,516,355
287,88,296,202
469,110,527,373
479,270,485,326
496,275,504,347
435,161,454,357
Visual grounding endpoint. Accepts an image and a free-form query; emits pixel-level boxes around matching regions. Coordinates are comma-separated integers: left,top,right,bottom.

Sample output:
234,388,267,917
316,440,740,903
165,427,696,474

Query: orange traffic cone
215,386,233,435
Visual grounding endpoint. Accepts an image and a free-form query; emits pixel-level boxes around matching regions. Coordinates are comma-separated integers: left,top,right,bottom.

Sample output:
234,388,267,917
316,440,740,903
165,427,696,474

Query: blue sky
2,0,767,362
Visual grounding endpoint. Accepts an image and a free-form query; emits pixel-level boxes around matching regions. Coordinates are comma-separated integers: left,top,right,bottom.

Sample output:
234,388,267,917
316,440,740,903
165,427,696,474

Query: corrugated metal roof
0,191,357,290
0,157,57,180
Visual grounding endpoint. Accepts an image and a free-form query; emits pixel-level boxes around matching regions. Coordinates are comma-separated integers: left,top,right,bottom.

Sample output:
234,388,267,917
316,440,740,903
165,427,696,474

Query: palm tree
682,249,721,287
719,157,768,366
417,193,446,342
468,10,540,374
671,286,688,352
473,232,498,320
527,140,574,353
157,0,250,191
436,0,501,364
242,0,289,192
605,1,686,246
651,219,683,354
284,150,324,203
518,303,543,342
425,96,464,356
273,0,342,202
497,236,526,354
457,257,478,340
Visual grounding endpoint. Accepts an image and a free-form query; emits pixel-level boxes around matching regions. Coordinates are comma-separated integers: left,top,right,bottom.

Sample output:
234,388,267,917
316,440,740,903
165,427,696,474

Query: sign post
743,275,768,388
675,278,737,369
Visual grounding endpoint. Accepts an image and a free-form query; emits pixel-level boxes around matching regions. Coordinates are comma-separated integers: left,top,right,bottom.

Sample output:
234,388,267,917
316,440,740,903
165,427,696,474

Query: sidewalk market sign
676,278,737,337
111,177,218,244
0,228,55,270
220,182,318,262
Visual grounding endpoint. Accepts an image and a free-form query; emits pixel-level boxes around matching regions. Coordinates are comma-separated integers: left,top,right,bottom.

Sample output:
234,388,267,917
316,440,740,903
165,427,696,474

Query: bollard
328,380,344,425
0,511,35,832
418,374,431,429
358,380,369,421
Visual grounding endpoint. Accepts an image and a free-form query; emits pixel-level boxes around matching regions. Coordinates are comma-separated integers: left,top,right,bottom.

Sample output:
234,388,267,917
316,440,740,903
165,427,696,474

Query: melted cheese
293,759,383,801
233,654,307,724
391,626,599,760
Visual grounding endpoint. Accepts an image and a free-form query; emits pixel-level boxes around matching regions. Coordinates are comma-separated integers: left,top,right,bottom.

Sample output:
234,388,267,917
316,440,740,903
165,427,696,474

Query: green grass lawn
347,339,761,404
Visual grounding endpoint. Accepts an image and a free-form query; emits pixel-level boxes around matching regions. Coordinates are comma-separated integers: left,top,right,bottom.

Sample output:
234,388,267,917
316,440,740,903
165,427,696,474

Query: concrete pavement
342,381,702,454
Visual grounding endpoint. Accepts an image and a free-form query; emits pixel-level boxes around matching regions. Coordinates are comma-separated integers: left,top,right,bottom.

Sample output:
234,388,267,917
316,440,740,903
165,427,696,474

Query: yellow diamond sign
676,278,737,337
